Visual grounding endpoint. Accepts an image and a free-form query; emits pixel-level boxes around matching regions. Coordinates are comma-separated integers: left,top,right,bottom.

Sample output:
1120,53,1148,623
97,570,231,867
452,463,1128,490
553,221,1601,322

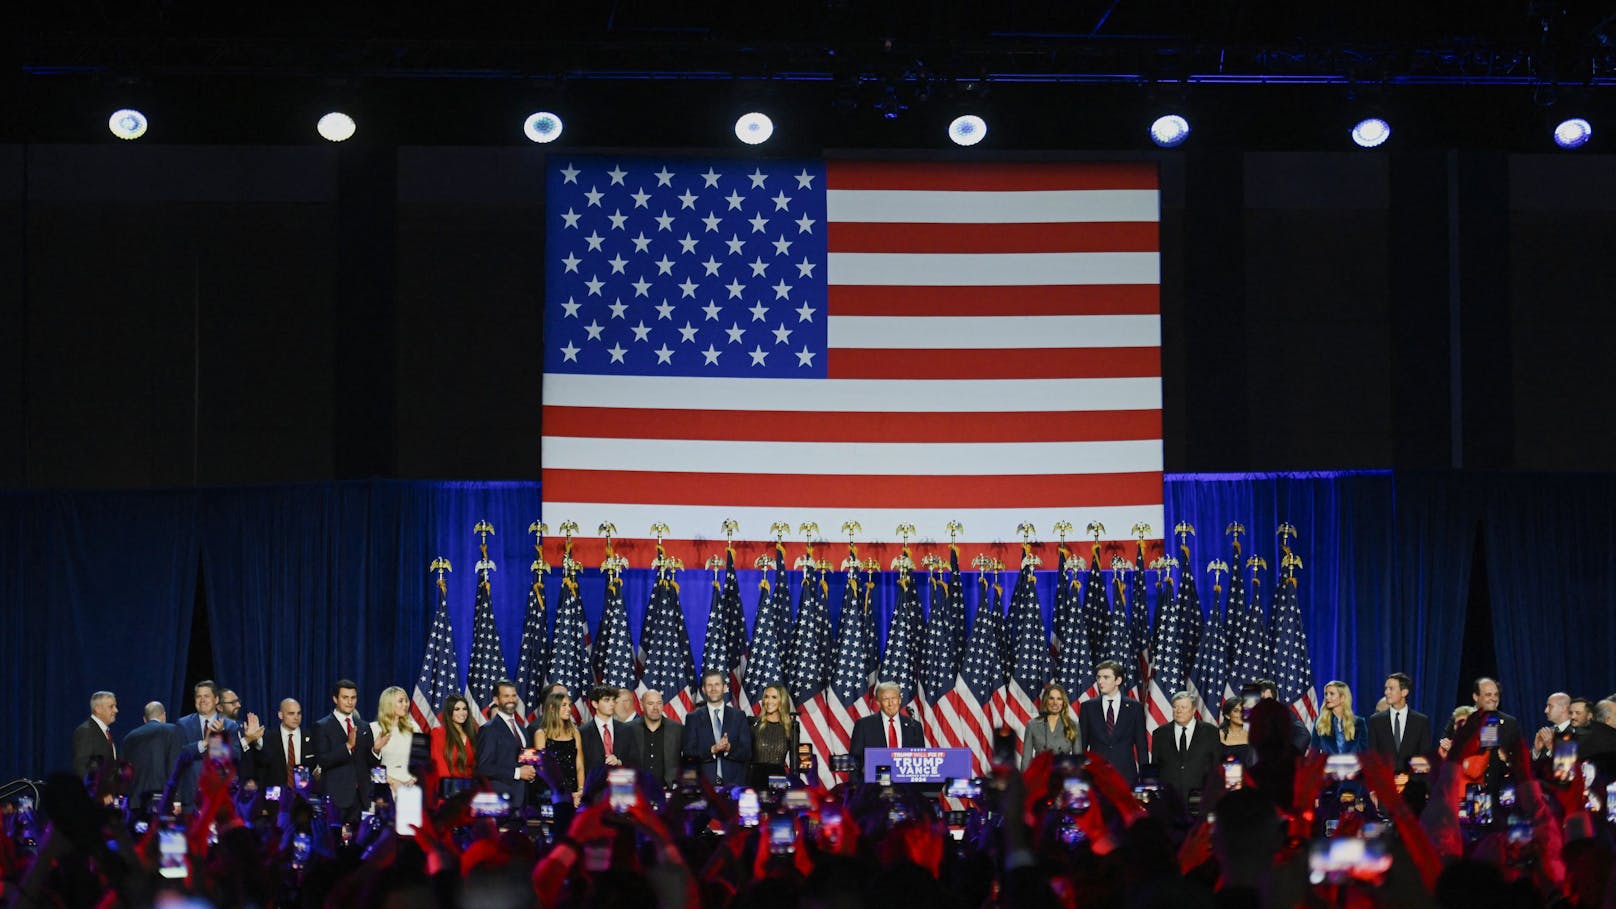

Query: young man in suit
681,670,753,786
1077,661,1149,783
243,699,316,791
73,690,120,777
313,680,384,824
475,680,536,810
175,680,242,805
1151,692,1220,814
849,681,924,764
579,685,643,780
120,701,179,800
1366,672,1431,773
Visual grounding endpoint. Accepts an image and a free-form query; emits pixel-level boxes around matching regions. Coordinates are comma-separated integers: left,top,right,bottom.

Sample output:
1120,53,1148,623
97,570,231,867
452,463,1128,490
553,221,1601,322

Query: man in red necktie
850,681,921,768
313,680,385,825
72,690,119,777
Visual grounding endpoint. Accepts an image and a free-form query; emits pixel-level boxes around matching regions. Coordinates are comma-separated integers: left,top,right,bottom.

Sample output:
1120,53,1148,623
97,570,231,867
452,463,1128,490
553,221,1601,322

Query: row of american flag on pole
409,520,1319,786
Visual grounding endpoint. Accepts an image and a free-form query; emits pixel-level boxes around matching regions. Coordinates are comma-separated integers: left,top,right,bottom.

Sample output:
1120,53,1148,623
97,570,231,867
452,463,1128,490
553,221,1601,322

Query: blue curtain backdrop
5,472,1615,779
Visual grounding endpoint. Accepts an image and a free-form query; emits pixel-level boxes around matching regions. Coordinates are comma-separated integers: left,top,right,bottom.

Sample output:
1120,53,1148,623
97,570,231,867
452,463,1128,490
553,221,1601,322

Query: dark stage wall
2,145,1615,488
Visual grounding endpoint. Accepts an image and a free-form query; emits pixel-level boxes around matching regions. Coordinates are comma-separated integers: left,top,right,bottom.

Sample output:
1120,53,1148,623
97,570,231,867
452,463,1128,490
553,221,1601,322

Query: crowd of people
7,668,1616,908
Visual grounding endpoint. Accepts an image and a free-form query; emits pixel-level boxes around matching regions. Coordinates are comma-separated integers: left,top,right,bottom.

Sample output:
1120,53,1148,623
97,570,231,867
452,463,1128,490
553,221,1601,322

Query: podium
860,748,973,784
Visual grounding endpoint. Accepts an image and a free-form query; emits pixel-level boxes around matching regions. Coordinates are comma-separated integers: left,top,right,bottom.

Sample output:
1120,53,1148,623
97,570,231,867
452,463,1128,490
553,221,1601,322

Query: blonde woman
1023,682,1081,769
370,685,418,790
748,683,795,789
533,690,585,803
1311,680,1366,755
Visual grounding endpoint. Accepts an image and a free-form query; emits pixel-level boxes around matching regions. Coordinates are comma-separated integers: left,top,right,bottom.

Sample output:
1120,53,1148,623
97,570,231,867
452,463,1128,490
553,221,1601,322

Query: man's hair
700,669,727,687
1471,677,1499,696
588,685,620,705
332,679,358,698
873,681,902,700
1386,672,1413,693
1596,700,1616,725
90,691,116,708
1171,691,1199,709
1095,660,1125,679
194,679,219,698
1570,697,1595,714
494,679,517,696
1254,679,1279,698
143,701,165,720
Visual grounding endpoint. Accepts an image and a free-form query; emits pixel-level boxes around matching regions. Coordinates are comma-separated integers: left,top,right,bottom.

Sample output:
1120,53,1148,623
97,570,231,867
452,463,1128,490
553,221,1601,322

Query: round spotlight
734,112,774,145
1149,115,1191,148
1553,118,1592,150
947,114,988,147
316,112,357,143
108,109,149,141
523,111,564,144
1350,117,1392,148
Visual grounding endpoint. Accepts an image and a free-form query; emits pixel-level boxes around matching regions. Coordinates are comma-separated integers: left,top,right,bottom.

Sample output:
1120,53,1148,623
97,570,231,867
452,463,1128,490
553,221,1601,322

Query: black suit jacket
121,721,180,797
1442,711,1523,751
475,713,531,808
1366,709,1432,772
579,717,644,779
245,726,317,789
1078,696,1150,782
72,718,117,778
1151,720,1220,807
848,711,925,762
313,713,379,811
680,704,754,786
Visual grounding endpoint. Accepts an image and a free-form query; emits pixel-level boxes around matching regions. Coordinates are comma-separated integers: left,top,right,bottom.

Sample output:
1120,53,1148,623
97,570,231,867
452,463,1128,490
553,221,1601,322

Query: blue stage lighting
1553,118,1592,149
523,111,564,144
948,114,987,146
1149,115,1190,148
1350,118,1391,148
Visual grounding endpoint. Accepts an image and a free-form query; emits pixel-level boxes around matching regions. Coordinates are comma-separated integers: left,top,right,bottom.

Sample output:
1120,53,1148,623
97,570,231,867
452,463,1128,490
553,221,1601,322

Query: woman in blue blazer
1311,680,1368,755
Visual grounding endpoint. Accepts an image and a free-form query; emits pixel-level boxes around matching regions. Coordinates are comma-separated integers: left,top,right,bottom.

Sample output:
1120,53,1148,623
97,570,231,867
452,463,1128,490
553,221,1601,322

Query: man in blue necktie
681,670,752,786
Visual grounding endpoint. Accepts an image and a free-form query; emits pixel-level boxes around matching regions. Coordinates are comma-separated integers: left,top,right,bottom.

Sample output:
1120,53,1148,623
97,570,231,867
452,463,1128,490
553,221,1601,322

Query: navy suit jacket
579,717,644,779
475,714,531,808
681,704,753,786
173,713,242,804
312,713,379,811
1078,696,1149,782
72,719,117,778
121,721,181,798
849,712,925,762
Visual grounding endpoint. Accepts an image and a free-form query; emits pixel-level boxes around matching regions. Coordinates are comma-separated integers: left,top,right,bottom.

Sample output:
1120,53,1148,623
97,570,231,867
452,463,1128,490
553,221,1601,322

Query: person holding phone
747,683,795,789
1310,681,1367,756
175,679,241,806
1022,682,1080,769
428,694,478,799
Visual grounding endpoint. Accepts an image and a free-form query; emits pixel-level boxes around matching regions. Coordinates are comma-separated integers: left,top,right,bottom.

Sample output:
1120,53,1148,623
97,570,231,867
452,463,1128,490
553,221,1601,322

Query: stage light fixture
108,109,148,141
523,111,564,143
1553,118,1592,149
1149,115,1191,148
947,114,987,146
317,112,357,143
1350,117,1391,148
734,112,774,145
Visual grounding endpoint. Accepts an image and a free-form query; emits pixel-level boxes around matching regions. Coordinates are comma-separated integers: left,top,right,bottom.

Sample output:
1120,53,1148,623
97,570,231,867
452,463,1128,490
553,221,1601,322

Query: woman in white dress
371,685,418,792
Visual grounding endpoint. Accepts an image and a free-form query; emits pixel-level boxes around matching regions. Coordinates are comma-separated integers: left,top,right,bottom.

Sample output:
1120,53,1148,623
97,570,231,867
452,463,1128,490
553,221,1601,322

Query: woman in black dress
1219,696,1255,765
748,683,794,790
532,690,585,803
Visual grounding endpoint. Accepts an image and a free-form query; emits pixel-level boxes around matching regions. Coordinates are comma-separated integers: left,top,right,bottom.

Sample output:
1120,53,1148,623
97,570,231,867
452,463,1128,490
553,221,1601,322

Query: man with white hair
1150,690,1219,814
72,690,119,776
848,681,923,766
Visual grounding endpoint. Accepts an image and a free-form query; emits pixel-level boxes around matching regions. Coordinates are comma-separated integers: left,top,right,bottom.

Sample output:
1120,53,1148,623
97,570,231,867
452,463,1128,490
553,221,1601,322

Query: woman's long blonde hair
375,685,416,735
755,683,795,741
1314,680,1358,741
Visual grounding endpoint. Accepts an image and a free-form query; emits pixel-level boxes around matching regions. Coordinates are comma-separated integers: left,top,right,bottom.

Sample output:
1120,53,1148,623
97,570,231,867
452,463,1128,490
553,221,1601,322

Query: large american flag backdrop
542,156,1163,563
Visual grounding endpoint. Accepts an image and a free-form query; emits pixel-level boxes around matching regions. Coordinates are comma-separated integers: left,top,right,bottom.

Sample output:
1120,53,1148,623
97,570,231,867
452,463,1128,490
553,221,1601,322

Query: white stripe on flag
828,251,1159,286
826,188,1160,223
828,314,1162,350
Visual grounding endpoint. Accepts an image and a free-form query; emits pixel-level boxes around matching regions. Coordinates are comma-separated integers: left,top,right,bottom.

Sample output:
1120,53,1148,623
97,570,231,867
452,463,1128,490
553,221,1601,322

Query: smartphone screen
1553,741,1579,779
470,792,509,817
293,766,312,791
608,768,638,813
1325,754,1360,781
207,734,230,763
946,778,982,799
1223,761,1244,790
768,816,796,854
1479,717,1501,748
158,828,187,878
394,784,422,836
737,789,760,827
264,785,283,801
1062,777,1091,811
370,766,389,784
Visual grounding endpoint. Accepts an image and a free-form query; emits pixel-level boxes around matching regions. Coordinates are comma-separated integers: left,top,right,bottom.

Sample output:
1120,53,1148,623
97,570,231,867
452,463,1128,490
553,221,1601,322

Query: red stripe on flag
829,347,1161,381
827,161,1159,191
827,221,1159,254
542,469,1165,510
544,406,1163,444
829,284,1159,317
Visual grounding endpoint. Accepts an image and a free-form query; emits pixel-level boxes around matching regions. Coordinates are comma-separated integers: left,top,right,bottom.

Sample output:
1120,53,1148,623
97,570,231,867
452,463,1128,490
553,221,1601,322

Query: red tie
603,722,614,756
346,717,354,737
887,717,899,748
287,733,297,788
509,718,522,746
1106,700,1116,731
104,726,115,758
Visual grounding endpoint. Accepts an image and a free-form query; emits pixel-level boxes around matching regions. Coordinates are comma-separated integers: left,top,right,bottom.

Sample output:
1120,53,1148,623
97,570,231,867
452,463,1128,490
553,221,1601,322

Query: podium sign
862,748,972,784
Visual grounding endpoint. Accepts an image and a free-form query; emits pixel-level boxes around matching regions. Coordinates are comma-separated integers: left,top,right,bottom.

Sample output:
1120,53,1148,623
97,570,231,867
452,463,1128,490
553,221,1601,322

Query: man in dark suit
121,701,180,799
1440,677,1523,752
579,685,643,781
243,699,316,791
1366,672,1432,773
631,688,683,786
1077,661,1149,783
476,679,537,810
174,680,241,806
849,681,924,764
72,690,120,778
681,670,753,786
1150,692,1219,814
313,679,385,824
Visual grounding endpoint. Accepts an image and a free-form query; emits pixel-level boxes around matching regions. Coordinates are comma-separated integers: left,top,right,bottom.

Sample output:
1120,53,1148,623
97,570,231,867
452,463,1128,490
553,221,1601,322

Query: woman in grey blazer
1022,682,1081,769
